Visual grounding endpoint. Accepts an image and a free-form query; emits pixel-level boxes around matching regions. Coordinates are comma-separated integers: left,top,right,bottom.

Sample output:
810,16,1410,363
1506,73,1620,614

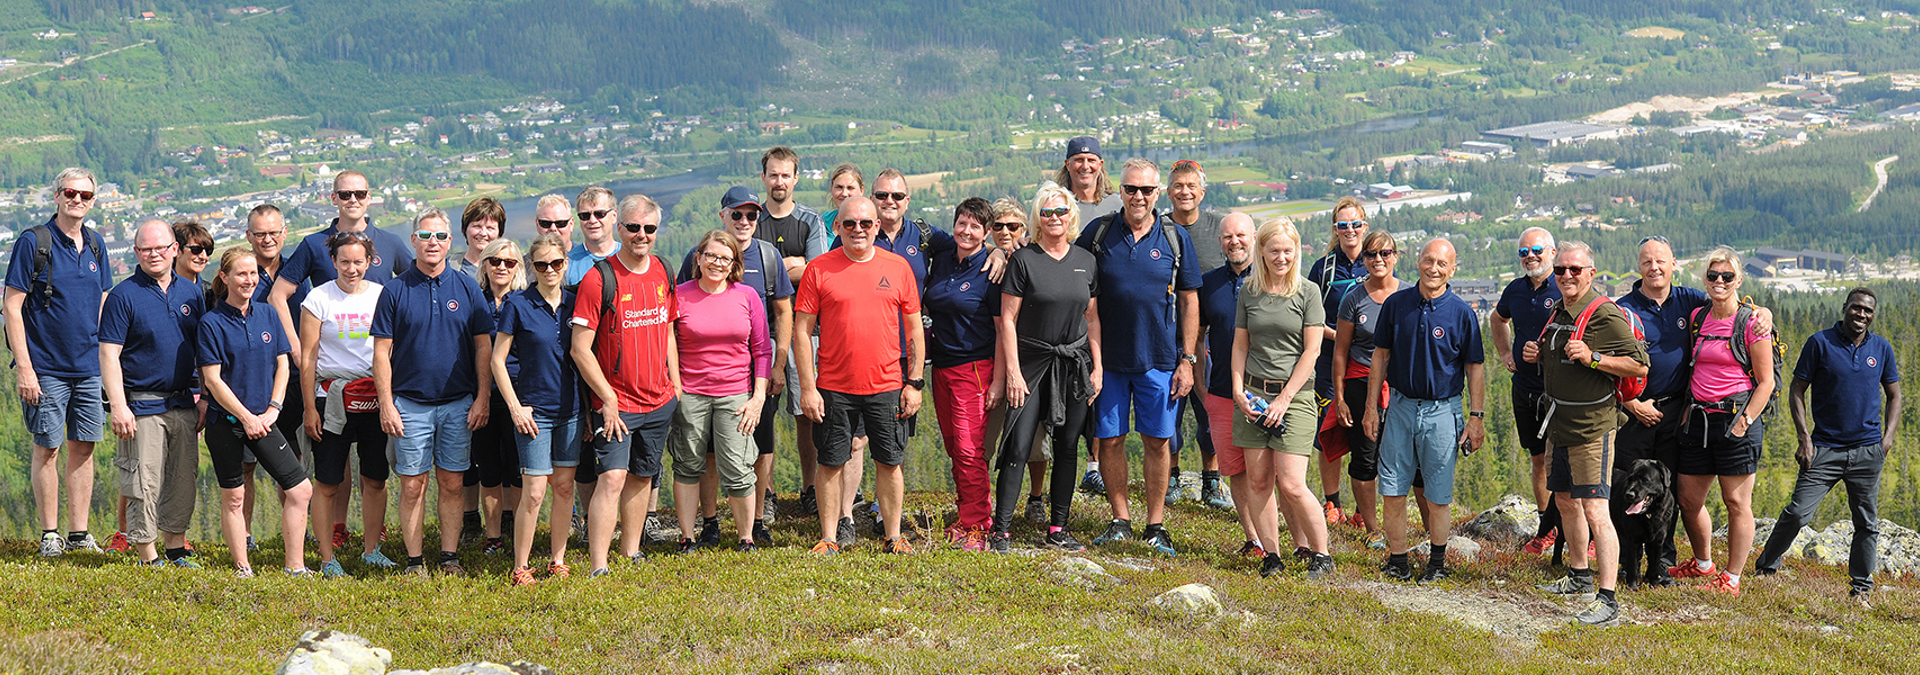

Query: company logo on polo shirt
1541,297,1553,307
1432,327,1445,339
906,245,919,257
1150,249,1162,260
447,300,459,312
1676,318,1685,329
260,331,272,343
960,282,971,292
1869,357,1878,367
89,260,98,272
179,304,192,316
372,256,383,268
1359,314,1369,324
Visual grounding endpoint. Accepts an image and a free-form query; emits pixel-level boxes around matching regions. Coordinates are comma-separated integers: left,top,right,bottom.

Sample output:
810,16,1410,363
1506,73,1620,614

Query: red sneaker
1708,571,1741,596
1521,528,1558,555
1323,501,1346,525
1670,559,1718,580
331,523,350,550
509,566,537,587
105,532,132,554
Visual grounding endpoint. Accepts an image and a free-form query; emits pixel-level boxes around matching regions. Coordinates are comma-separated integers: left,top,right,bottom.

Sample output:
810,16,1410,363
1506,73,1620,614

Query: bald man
1197,213,1263,552
1363,238,1486,584
100,220,208,566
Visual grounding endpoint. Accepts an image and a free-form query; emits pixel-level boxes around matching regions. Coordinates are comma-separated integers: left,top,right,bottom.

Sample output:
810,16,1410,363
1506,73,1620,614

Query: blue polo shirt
100,271,205,415
565,241,619,288
497,288,579,419
923,247,1001,369
371,264,494,406
676,238,795,309
279,220,414,290
195,300,290,417
1494,276,1562,394
483,289,518,385
3,220,112,378
1374,286,1484,400
1199,263,1249,399
250,253,310,311
1075,213,1203,374
1796,325,1900,448
1616,282,1708,400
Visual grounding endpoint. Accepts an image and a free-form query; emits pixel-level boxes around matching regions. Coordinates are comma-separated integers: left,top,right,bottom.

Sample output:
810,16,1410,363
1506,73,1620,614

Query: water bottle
1243,391,1270,417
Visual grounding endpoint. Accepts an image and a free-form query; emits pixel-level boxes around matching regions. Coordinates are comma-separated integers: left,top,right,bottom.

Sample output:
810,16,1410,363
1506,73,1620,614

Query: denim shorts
22,374,105,448
1377,391,1463,505
515,412,584,477
391,396,475,476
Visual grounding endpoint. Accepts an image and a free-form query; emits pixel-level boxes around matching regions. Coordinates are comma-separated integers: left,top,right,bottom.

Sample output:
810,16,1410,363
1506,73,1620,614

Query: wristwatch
1180,353,1199,365
904,377,925,390
1587,353,1603,369
1469,411,1485,419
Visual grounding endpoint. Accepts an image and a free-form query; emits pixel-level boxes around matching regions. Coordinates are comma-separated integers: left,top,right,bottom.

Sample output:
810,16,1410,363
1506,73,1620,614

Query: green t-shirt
1539,290,1650,445
1235,279,1324,385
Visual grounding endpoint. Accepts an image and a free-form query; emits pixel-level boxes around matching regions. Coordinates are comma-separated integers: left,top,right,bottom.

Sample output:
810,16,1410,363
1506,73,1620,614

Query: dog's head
1621,459,1672,516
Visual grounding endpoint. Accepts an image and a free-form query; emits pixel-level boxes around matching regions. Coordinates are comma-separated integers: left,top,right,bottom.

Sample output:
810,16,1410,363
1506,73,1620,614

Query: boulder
1050,556,1122,590
1144,583,1224,620
1411,536,1484,564
277,630,392,675
1737,517,1920,576
1459,494,1539,543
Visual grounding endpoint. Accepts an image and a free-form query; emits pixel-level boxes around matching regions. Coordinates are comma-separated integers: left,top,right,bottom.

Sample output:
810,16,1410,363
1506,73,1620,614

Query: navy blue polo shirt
195,300,289,417
371,263,494,405
497,288,579,419
100,271,205,415
484,289,519,384
3,220,112,378
1616,282,1708,400
1373,286,1484,400
1199,264,1249,399
279,220,415,289
1796,325,1900,448
923,247,1001,369
1494,276,1562,394
676,238,795,309
252,253,310,317
1074,213,1203,374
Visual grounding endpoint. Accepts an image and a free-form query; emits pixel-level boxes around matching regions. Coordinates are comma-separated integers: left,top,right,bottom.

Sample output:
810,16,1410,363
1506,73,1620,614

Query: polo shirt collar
1834,322,1871,347
404,262,459,284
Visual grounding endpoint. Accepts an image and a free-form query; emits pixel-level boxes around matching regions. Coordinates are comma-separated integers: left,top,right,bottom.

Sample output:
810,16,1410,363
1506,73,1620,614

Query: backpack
28,223,106,308
1534,294,1646,438
1686,301,1785,418
590,254,673,376
1086,212,1183,291
681,238,780,300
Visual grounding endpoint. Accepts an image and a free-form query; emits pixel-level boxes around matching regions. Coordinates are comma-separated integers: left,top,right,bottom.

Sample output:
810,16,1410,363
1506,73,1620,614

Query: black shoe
762,488,779,521
1575,596,1620,625
1645,574,1677,588
737,539,756,553
698,518,721,548
1306,552,1337,580
1092,519,1134,546
1381,558,1414,582
988,531,1012,554
1260,552,1287,578
677,537,698,554
752,520,772,547
1417,563,1451,584
1025,495,1048,525
1141,526,1178,557
836,516,857,548
460,511,483,546
1044,530,1087,552
798,486,818,516
1293,546,1312,563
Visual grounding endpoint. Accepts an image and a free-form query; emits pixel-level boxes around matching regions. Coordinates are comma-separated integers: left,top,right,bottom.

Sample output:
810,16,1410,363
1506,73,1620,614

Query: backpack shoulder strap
756,239,780,298
593,258,616,317
1729,303,1755,373
1569,294,1610,341
1088,214,1114,256
1161,221,1183,284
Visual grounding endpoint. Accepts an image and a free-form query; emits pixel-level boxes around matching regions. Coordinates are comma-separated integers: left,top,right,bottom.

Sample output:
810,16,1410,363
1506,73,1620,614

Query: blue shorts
22,374,105,448
1093,368,1179,440
1377,391,1463,505
589,400,678,477
391,396,475,476
516,412,583,477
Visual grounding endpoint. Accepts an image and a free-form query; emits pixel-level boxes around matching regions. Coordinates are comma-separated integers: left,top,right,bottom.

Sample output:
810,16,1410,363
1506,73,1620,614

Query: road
0,39,155,86
1860,155,1899,213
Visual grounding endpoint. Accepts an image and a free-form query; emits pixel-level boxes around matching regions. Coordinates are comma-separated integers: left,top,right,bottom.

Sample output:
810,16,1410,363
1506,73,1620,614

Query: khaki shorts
1231,392,1318,457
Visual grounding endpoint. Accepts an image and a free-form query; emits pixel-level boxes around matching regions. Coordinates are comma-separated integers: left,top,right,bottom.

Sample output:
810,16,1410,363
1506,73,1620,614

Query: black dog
1612,459,1678,588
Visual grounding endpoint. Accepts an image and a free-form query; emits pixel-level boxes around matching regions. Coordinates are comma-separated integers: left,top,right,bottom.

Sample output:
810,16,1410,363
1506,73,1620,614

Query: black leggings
993,379,1088,533
208,413,307,491
466,400,523,489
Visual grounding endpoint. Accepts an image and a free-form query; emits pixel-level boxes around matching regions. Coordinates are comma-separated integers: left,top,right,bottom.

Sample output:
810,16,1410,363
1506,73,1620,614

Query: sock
1430,544,1448,566
1201,470,1220,483
1325,492,1343,508
1598,588,1617,604
407,555,425,567
463,509,480,519
1725,573,1741,585
1113,518,1131,527
42,529,58,539
1695,558,1713,571
1028,493,1044,501
1048,526,1063,534
1571,567,1593,579
166,547,189,561
68,531,87,544
1389,552,1409,567
439,550,459,563
1087,461,1101,472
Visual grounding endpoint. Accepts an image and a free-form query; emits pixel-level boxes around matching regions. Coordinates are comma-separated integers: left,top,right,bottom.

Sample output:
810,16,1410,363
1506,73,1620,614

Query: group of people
9,141,1898,623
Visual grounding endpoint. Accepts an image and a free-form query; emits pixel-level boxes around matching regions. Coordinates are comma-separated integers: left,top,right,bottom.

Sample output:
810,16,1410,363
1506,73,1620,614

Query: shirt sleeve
804,211,831,261
4,232,34,293
898,259,922,315
571,265,603,329
1463,306,1485,364
676,248,697,285
1302,282,1326,328
466,284,494,337
92,233,110,288
1174,226,1202,291
1234,288,1250,331
98,289,131,346
370,286,398,339
1883,342,1901,383
278,238,312,285
924,223,955,255
1002,253,1030,298
1494,283,1514,319
1792,335,1818,383
746,286,772,379
771,253,795,300
194,316,224,368
1373,296,1397,352
793,262,820,316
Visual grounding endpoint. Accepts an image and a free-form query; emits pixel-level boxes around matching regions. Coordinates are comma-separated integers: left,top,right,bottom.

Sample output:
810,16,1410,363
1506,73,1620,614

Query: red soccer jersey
571,254,678,413
796,248,921,395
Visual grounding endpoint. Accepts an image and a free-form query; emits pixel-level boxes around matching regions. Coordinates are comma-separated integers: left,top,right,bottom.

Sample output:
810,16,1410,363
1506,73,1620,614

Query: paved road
1860,155,1899,213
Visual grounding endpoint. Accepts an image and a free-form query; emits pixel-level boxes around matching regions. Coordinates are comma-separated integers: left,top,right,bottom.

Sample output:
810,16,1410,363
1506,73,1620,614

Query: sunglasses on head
622,222,658,234
1121,184,1157,195
1363,249,1397,260
1705,270,1737,283
991,221,1023,232
1172,159,1204,171
728,210,760,222
578,209,611,221
414,230,451,241
536,218,570,230
335,189,369,201
1518,245,1547,257
61,188,96,202
484,257,519,270
1334,220,1366,231
530,259,566,273
184,244,214,256
1552,265,1589,276
873,191,908,202
1640,235,1669,245
1039,206,1071,218
841,219,877,231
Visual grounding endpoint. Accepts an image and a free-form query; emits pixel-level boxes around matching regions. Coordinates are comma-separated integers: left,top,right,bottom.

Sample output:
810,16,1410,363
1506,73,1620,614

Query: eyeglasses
700,252,735,266
991,221,1023,232
414,230,451,241
1705,271,1737,283
335,190,369,201
841,219,877,231
1640,235,1670,245
1039,207,1071,218
622,222,658,234
248,230,286,239
60,188,96,202
1517,245,1547,257
1363,249,1397,260
1121,184,1157,195
536,218,570,230
484,257,519,269
530,259,566,273
728,210,760,222
1552,265,1589,276
1334,220,1366,231
873,191,908,202
135,244,173,257
183,244,213,256
578,209,611,221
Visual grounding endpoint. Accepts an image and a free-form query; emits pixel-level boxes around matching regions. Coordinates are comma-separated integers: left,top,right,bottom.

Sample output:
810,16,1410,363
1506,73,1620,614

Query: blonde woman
495,234,582,585
469,237,527,556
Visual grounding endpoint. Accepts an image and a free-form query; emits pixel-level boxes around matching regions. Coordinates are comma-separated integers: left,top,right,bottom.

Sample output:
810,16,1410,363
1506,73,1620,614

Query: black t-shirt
1004,243,1099,362
757,212,810,260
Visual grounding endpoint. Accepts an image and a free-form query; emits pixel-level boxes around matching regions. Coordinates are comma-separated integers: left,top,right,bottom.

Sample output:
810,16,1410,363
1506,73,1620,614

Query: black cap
1066,136,1101,160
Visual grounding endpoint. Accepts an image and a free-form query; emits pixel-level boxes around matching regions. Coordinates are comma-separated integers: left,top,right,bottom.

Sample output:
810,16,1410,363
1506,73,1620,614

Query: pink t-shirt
1689,313,1767,403
673,280,771,397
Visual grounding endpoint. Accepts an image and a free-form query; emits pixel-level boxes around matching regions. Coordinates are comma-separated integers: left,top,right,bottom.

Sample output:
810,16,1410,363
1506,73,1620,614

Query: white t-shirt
300,279,383,383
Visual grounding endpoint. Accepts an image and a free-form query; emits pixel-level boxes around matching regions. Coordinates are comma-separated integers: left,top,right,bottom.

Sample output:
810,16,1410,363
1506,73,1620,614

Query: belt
1248,377,1291,397
1537,392,1614,439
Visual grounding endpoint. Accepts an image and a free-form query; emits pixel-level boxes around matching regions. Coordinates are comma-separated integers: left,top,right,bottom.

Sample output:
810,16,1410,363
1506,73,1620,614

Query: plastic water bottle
1243,392,1270,416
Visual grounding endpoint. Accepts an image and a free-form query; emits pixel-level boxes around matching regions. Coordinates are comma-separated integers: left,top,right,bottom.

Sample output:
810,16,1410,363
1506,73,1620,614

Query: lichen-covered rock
390,663,554,675
1459,494,1539,544
1144,583,1224,620
1763,518,1920,576
1050,556,1122,589
1412,536,1484,564
277,630,391,675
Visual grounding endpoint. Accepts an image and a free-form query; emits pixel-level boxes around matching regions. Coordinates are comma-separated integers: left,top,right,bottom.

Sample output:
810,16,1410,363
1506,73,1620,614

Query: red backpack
1539,294,1647,403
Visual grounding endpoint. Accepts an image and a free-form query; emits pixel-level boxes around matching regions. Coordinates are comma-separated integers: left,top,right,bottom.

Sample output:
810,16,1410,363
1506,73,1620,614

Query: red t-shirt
796,247,921,395
571,254,678,413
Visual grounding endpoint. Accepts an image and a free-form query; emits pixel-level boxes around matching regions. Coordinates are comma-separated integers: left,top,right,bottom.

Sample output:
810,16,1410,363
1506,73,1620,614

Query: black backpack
27,223,106,308
590,254,673,376
681,238,781,301
1686,302,1786,418
1085,212,1183,291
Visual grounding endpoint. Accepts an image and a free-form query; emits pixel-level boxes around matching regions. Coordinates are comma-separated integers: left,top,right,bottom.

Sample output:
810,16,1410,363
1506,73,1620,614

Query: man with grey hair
1164,159,1230,509
100,220,206,566
1491,226,1563,553
5,167,112,556
372,208,497,576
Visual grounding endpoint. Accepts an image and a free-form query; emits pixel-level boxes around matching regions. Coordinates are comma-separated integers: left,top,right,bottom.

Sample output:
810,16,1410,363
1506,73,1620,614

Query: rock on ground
390,664,554,675
1144,583,1224,620
1412,536,1485,564
1748,517,1920,576
278,630,391,675
1459,494,1539,544
1049,556,1122,589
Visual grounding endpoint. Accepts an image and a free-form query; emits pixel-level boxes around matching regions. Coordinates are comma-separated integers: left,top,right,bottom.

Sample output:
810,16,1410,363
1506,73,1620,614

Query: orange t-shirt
796,247,921,395
570,254,679,413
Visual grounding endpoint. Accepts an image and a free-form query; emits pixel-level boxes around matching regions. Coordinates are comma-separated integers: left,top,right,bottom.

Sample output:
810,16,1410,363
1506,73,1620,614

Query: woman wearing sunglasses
171,220,215,296
464,238,527,557
1329,230,1400,550
299,231,394,576
495,233,583,585
924,198,1004,550
988,197,1054,525
1306,196,1372,526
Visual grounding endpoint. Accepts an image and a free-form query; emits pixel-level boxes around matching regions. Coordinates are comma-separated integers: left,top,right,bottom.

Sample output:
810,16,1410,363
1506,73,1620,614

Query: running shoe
762,488,779,522
1345,511,1368,529
460,511,483,546
963,529,991,553
1294,546,1313,563
168,556,201,569
1044,530,1087,552
753,520,773,547
798,486,818,516
285,567,316,579
1078,469,1106,495
882,538,915,555
988,532,1012,554
1708,571,1741,597
698,518,722,548
106,531,131,554
570,510,587,543
1201,480,1233,510
546,561,572,579
1091,520,1135,546
809,539,841,555
67,534,104,553
362,549,399,568
835,516,857,549
1306,553,1337,580
438,559,466,577
1323,501,1345,526
738,540,757,553
510,566,537,587
1669,559,1718,580
1537,574,1596,595
1521,528,1558,555
234,566,255,579
1380,558,1414,582
403,564,427,577
588,567,610,578
1164,473,1181,506
481,539,506,556
1260,552,1287,578
1025,495,1047,525
38,533,65,558
136,557,166,568
677,537,699,554
1238,540,1267,559
1141,526,1178,557
245,535,258,552
331,524,350,550
1365,531,1387,550
319,559,348,579
1417,564,1451,584
1575,597,1620,625
628,551,649,565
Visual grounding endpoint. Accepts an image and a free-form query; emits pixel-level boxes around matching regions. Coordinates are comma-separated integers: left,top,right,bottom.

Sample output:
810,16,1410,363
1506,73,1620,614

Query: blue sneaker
320,559,348,578
1164,473,1181,506
245,535,259,552
361,549,399,568
169,556,202,569
1078,469,1106,495
1091,519,1134,546
1141,526,1178,557
136,557,167,568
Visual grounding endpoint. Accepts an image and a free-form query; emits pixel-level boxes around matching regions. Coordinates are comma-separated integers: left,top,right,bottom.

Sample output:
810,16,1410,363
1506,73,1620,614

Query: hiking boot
1323,501,1345,526
1707,571,1741,597
403,564,427,577
753,520,773,547
798,485,818,516
809,539,841,555
38,533,65,558
509,566,537,587
1239,540,1267,559
438,559,466,577
1380,558,1414,582
546,562,572,579
1365,531,1387,550
245,535,259,552
1164,473,1182,506
106,531,131,554
1537,574,1597,595
1575,597,1620,625
319,559,348,579
331,524,350,550
836,516,857,548
1670,559,1718,580
698,518,722,548
1044,530,1087,552
1092,519,1135,546
1078,469,1106,495
1417,563,1452,584
1141,526,1178,557
628,551,649,565
1306,552,1337,580
1522,528,1558,555
677,537,699,555
1025,495,1047,525
1201,479,1233,510
762,488,779,522
987,532,1012,554
882,538,915,555
362,549,399,568
460,511,483,546
481,538,506,556
1260,552,1287,578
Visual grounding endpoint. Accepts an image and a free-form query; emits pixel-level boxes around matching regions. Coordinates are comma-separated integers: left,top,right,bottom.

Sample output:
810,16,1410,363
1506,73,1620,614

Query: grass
1,487,1916,674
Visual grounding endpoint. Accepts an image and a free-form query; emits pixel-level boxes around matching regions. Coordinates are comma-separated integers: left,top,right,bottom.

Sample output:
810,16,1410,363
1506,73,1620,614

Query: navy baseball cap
720,185,762,211
1066,136,1101,159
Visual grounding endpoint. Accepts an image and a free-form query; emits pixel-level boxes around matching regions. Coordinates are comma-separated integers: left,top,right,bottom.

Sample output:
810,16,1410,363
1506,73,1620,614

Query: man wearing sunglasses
5,167,113,556
273,170,415,360
1164,159,1231,511
372,208,497,576
1054,136,1122,228
565,186,622,288
1491,227,1562,554
1075,158,1202,556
